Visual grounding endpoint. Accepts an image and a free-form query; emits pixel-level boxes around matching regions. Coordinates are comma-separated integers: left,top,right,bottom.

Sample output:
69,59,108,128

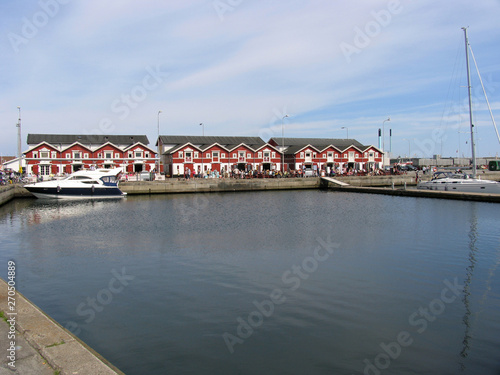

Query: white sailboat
417,28,500,194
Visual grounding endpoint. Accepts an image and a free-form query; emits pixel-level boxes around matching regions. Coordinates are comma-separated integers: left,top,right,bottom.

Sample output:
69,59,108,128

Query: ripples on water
0,191,499,374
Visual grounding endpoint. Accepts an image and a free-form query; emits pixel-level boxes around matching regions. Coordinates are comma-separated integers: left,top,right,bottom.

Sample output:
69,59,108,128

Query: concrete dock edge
0,277,124,375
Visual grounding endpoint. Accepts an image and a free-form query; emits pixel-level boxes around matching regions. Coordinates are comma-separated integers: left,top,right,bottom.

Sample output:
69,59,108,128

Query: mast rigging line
468,44,500,145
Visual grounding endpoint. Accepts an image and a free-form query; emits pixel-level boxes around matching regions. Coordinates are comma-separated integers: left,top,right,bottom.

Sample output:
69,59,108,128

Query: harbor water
0,190,499,374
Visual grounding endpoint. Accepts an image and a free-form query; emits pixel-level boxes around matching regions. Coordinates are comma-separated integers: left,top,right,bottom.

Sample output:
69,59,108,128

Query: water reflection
0,198,124,227
459,204,478,370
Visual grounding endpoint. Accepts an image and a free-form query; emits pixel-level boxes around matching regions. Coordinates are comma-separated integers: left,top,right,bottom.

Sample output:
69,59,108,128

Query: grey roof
159,135,266,153
27,134,149,146
269,137,369,154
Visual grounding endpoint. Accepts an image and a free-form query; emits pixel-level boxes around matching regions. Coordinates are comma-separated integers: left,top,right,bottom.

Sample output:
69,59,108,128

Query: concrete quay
0,277,124,375
326,185,500,203
120,176,321,194
0,185,31,207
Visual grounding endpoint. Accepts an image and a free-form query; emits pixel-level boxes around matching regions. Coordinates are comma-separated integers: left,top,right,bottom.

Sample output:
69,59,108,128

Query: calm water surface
0,190,499,374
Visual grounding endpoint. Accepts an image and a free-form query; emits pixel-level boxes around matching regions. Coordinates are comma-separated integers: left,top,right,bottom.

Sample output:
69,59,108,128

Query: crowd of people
0,170,23,185
175,165,398,180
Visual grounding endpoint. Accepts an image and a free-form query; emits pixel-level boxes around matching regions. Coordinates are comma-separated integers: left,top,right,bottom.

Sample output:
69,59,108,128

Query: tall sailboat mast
462,27,477,178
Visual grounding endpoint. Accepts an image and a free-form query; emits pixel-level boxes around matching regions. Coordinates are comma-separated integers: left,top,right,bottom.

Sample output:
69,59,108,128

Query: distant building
1,156,24,172
268,137,383,173
157,135,281,176
25,134,156,179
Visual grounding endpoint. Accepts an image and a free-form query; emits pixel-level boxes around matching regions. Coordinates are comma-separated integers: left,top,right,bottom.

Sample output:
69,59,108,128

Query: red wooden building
157,136,282,176
269,137,383,174
24,134,156,179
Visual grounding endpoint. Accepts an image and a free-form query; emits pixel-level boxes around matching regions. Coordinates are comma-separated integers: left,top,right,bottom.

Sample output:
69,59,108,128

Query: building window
323,154,326,158
335,154,338,158
258,152,262,158
344,154,347,158
115,153,120,158
51,151,57,159
313,152,317,158
233,153,236,158
105,152,113,159
300,152,304,158
33,151,38,158
40,165,50,175
40,151,50,158
179,151,183,158
194,152,199,158
84,153,89,158
272,152,276,158
206,153,211,158
375,152,379,157
135,151,143,158
73,152,81,159
128,152,133,158
247,153,251,158
185,152,192,162
145,152,149,158
66,153,70,158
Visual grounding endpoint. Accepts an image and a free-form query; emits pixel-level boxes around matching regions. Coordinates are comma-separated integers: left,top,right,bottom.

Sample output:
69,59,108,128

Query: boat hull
25,186,126,199
417,179,500,193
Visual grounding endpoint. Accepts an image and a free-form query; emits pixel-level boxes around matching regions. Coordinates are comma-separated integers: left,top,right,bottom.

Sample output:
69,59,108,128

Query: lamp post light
382,117,390,152
281,114,289,173
157,110,162,174
341,126,349,139
200,123,206,176
16,106,22,174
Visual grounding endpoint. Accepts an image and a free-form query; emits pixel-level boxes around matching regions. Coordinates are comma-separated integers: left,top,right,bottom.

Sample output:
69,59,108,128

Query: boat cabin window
101,176,117,184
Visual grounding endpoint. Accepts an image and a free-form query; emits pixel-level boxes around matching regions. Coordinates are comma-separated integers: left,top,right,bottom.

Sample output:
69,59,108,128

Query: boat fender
91,185,95,194
57,185,61,193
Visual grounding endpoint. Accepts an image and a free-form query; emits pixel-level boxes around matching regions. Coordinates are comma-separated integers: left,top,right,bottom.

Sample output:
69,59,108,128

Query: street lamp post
341,126,349,139
157,110,162,174
281,114,289,173
382,117,390,152
16,106,21,174
200,123,206,176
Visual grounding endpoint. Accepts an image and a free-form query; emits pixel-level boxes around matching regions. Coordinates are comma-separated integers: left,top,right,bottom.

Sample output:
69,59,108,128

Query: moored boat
417,171,500,193
417,28,500,194
24,168,127,199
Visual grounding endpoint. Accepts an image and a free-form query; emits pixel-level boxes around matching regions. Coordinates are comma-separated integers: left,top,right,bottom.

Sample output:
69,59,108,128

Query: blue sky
1,0,500,159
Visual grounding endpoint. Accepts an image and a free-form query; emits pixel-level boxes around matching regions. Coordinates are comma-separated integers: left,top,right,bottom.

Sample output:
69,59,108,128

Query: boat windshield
101,176,117,185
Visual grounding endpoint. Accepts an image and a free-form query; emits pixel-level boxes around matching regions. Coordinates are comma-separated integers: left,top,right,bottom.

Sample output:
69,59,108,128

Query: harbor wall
120,177,321,195
0,185,32,206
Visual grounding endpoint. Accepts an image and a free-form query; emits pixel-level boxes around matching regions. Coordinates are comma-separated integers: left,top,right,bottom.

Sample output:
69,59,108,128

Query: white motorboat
24,168,127,199
418,28,500,194
417,171,500,193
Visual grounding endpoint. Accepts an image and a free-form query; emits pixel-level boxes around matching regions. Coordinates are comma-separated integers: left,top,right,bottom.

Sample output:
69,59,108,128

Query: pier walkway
320,176,349,186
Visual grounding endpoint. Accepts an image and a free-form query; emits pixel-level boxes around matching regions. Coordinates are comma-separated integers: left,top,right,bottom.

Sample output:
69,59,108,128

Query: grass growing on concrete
0,310,8,323
46,340,65,348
